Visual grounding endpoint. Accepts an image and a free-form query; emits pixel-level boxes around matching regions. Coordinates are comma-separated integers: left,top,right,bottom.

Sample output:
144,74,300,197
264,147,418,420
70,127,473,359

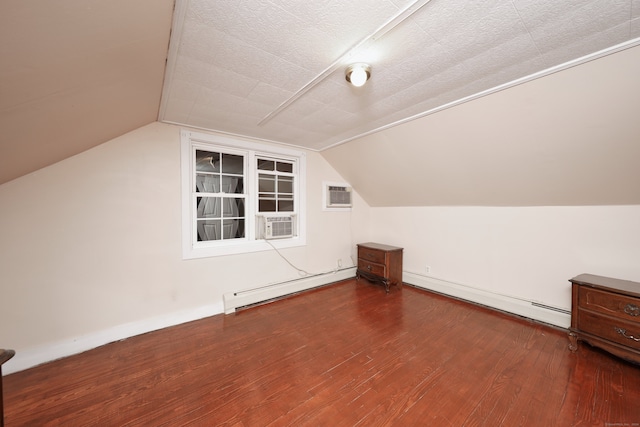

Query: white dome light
346,64,371,87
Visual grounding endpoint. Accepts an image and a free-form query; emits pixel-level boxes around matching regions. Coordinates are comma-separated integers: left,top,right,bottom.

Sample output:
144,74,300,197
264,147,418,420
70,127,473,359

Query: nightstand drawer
358,247,386,264
580,287,640,321
358,259,386,277
578,310,640,351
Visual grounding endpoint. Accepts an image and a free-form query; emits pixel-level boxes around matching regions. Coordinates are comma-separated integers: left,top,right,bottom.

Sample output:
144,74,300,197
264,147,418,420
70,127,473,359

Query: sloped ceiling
0,0,174,185
1,0,640,208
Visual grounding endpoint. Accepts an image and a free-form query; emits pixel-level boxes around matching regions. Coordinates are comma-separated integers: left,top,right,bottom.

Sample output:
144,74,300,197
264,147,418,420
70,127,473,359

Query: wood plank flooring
4,279,640,426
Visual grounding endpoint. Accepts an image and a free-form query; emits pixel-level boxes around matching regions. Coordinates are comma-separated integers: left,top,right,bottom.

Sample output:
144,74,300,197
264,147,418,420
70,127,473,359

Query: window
257,158,294,213
181,130,306,259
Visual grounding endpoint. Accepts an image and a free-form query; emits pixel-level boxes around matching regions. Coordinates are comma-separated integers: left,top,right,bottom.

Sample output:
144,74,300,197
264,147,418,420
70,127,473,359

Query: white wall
370,205,640,324
0,122,367,373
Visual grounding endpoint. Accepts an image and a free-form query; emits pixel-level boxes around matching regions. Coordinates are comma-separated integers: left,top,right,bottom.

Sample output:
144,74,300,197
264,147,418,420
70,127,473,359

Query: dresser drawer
358,259,386,277
580,287,640,321
578,310,640,351
358,247,386,264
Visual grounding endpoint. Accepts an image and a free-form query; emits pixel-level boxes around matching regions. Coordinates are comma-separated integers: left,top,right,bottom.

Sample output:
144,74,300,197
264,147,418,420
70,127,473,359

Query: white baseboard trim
4,302,224,375
5,270,565,375
223,267,357,314
403,272,571,329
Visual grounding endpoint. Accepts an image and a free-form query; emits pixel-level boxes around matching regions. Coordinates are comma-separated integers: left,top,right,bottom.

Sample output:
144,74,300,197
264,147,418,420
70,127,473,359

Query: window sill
182,235,307,260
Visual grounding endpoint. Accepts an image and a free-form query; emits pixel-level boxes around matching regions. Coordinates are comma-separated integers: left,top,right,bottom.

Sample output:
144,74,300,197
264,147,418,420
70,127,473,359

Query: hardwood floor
4,279,640,426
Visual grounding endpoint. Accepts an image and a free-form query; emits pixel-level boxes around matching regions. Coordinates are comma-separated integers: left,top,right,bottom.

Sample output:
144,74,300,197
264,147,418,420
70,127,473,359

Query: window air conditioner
263,214,294,239
326,185,352,208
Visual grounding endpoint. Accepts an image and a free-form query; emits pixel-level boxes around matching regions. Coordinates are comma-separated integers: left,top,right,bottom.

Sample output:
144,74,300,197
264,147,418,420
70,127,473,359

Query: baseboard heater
530,301,571,315
403,272,571,328
223,267,356,314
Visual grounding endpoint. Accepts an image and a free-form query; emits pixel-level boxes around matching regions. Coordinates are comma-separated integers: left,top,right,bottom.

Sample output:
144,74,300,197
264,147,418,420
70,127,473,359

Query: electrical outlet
425,265,431,274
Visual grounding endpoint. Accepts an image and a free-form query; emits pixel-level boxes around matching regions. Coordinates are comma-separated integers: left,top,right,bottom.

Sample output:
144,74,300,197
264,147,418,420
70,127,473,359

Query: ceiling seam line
158,0,190,121
256,0,435,127
509,1,542,57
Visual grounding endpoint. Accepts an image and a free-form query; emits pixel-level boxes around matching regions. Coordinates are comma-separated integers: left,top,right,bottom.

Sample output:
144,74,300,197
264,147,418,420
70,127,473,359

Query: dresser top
570,274,640,298
357,242,403,252
0,348,15,365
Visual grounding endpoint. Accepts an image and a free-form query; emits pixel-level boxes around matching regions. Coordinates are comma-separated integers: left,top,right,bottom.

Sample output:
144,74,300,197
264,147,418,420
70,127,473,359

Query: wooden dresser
569,274,640,364
356,242,403,293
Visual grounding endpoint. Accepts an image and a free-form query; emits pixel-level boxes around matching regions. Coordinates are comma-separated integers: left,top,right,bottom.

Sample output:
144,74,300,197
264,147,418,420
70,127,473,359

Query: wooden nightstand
1,349,15,427
356,242,403,293
569,274,640,365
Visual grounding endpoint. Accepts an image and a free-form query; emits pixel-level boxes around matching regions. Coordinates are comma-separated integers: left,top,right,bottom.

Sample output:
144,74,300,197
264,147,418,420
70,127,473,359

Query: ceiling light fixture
345,63,371,87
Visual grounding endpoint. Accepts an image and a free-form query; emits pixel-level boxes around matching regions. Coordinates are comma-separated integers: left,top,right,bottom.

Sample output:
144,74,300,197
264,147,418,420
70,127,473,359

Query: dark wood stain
4,279,640,426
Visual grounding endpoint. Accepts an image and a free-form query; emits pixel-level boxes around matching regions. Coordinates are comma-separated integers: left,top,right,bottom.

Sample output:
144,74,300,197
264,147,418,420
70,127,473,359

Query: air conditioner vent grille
326,185,352,208
263,215,294,239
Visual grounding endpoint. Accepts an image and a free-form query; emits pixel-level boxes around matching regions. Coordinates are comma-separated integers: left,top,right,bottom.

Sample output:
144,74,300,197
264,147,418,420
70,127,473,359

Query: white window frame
181,130,306,259
257,156,296,214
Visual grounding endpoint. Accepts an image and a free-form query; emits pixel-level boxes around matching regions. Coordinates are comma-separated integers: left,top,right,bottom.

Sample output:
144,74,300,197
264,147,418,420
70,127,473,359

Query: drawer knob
624,303,640,317
614,327,640,342
367,265,371,271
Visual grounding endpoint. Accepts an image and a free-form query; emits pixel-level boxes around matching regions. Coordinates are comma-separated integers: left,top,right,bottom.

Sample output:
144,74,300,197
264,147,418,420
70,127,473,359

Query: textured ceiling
160,0,640,151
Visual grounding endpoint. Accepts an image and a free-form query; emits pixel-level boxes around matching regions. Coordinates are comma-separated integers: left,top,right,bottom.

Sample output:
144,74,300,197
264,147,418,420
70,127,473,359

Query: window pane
197,197,221,218
222,175,243,193
276,161,293,173
222,153,243,174
196,151,220,172
197,219,221,241
278,200,294,211
278,176,293,193
196,174,220,193
222,198,245,218
257,159,274,171
259,175,275,192
259,199,277,212
223,219,245,239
